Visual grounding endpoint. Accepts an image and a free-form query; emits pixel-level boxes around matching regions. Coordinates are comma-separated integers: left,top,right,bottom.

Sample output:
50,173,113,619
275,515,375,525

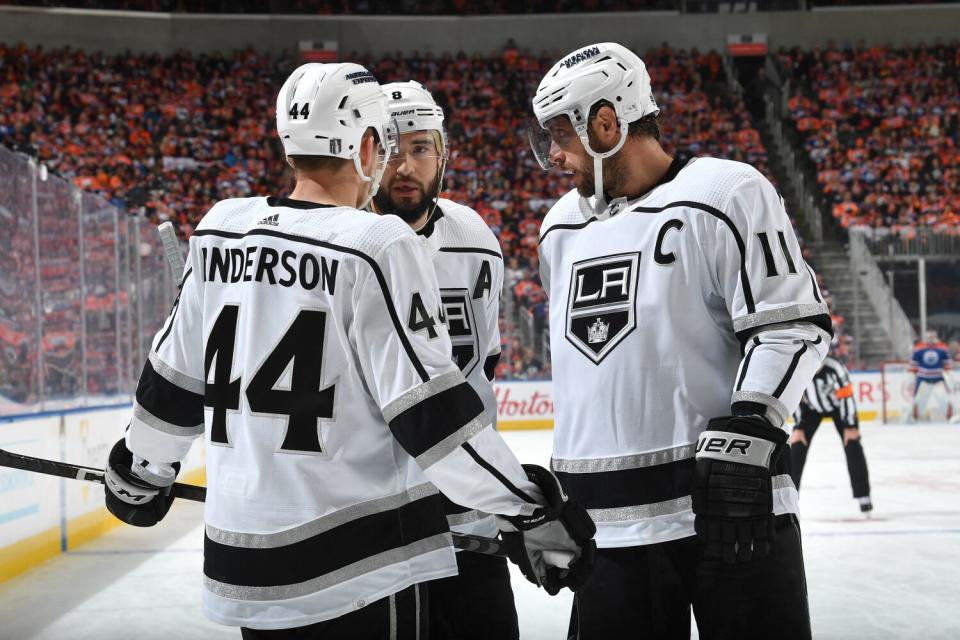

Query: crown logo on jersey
587,317,610,344
257,213,280,227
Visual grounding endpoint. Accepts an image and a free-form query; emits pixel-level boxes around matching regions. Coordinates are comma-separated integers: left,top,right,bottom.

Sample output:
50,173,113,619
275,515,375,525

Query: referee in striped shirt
790,356,873,513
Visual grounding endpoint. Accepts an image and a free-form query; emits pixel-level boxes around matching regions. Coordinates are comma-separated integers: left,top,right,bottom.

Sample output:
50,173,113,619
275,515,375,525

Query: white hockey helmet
276,62,398,208
529,43,660,216
382,81,447,151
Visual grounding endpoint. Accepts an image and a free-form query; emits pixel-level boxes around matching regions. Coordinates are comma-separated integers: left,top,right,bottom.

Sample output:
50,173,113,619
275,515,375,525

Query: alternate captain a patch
565,252,640,364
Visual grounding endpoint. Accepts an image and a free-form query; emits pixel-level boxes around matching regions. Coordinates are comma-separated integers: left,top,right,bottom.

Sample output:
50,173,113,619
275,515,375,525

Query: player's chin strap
580,120,628,220
354,151,388,210
411,132,449,232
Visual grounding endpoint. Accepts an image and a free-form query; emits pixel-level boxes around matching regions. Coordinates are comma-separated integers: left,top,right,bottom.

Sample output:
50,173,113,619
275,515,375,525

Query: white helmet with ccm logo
529,43,660,217
276,62,398,208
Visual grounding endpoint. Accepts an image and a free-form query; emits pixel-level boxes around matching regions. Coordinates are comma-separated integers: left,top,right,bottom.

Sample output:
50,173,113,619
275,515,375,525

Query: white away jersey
538,158,830,548
418,198,504,540
126,196,541,630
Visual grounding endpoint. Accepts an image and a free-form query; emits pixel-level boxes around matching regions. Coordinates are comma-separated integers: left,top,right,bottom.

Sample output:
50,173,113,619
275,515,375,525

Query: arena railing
848,229,916,360
855,228,960,260
0,145,178,417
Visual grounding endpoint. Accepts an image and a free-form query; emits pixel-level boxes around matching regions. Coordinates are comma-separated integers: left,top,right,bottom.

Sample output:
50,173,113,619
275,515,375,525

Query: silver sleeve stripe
551,443,695,474
415,416,486,469
382,369,465,424
733,303,830,334
204,532,452,602
148,350,205,395
586,474,797,524
772,473,796,491
731,390,790,428
132,402,204,437
206,483,439,549
446,510,484,527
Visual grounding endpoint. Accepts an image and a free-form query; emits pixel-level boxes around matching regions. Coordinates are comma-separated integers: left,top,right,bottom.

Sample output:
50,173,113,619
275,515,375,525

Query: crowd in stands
1,41,775,381
778,42,960,238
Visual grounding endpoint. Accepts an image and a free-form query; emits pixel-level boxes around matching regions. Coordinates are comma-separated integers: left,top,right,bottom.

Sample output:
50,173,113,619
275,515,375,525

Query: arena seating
1,42,786,378
777,43,959,238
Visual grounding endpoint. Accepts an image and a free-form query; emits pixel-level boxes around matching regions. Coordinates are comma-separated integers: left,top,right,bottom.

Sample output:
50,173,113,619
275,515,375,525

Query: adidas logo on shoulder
257,213,280,227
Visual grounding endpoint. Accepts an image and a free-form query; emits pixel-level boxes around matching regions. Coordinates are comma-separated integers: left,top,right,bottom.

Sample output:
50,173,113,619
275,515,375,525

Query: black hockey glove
500,465,596,595
691,416,788,563
104,438,179,528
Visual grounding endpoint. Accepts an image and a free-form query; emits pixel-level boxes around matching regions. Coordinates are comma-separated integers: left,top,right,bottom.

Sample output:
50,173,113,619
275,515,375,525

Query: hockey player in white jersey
373,81,518,640
529,43,830,639
102,62,595,639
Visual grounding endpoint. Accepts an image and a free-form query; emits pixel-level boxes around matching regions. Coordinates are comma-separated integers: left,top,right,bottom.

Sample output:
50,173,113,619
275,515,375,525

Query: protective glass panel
0,148,42,414
36,174,83,408
132,219,176,371
81,192,124,399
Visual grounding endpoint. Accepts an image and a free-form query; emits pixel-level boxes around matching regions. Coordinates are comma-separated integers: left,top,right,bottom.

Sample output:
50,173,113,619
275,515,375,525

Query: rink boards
0,406,206,582
0,371,920,582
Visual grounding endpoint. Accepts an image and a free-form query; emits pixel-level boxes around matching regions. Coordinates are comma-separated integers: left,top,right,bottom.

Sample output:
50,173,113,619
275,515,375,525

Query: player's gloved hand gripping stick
691,415,788,563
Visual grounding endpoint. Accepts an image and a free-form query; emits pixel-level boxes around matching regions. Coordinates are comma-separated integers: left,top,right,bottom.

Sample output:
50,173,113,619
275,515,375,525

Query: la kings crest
565,252,640,364
441,288,481,375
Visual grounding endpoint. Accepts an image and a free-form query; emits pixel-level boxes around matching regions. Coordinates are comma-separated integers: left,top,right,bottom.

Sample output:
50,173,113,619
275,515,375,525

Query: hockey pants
240,583,427,640
567,515,810,640
427,548,518,640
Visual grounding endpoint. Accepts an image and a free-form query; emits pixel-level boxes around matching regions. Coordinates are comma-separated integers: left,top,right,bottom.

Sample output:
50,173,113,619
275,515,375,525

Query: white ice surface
1,424,959,639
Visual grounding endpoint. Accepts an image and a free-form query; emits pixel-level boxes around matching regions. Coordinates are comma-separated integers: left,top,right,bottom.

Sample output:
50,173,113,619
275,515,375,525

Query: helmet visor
524,117,554,171
525,115,581,171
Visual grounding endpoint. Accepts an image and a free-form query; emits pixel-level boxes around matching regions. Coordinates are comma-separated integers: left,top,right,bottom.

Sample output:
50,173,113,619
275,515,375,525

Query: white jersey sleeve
126,240,205,465
357,232,540,517
718,172,831,426
478,243,503,419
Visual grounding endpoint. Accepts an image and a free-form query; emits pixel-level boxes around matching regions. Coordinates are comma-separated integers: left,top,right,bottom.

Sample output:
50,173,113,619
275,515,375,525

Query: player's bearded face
373,133,443,223
547,118,626,198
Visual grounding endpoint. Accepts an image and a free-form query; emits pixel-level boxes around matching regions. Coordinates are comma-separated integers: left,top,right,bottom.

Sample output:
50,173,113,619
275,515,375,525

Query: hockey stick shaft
0,448,505,556
157,221,185,283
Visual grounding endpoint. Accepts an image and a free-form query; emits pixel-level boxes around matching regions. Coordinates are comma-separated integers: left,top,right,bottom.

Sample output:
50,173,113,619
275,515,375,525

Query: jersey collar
267,196,336,210
416,203,446,255
415,205,446,239
599,155,692,220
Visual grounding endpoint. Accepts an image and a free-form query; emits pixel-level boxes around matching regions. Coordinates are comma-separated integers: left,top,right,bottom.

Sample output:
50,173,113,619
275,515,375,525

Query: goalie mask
276,62,398,209
528,42,660,219
372,81,448,225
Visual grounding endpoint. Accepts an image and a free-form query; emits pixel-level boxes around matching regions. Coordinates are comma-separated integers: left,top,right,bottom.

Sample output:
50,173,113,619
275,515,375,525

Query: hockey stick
157,221,185,282
0,447,506,557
